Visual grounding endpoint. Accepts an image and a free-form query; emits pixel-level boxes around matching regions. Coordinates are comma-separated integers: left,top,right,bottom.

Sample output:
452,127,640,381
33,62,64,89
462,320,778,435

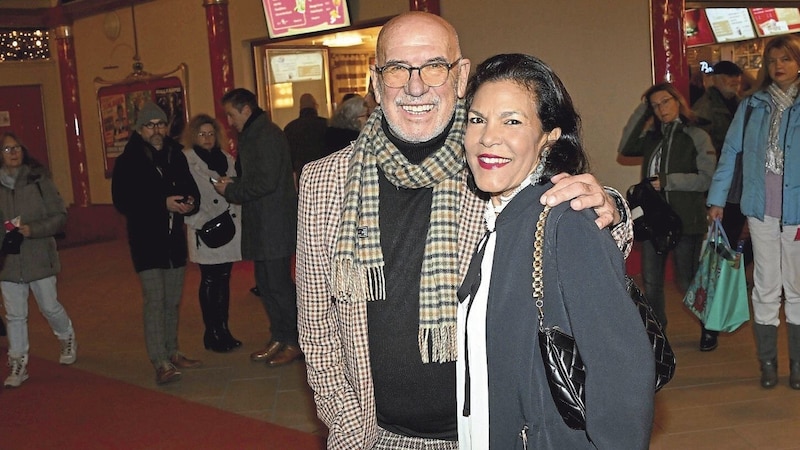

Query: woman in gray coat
182,115,242,352
0,132,74,388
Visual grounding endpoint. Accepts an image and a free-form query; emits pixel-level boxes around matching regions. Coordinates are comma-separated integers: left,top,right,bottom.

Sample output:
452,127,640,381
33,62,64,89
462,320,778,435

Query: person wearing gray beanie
112,98,203,385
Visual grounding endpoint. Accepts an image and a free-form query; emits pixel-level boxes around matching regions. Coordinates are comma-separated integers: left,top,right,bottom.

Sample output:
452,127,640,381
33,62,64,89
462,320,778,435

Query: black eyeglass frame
374,58,463,88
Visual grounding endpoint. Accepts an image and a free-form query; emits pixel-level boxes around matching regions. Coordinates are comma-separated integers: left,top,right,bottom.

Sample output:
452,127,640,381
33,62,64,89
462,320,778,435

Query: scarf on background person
193,145,229,177
765,82,798,175
331,101,467,363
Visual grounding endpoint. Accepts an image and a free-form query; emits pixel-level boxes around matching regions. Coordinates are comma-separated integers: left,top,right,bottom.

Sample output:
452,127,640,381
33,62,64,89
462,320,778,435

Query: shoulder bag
196,208,235,249
534,205,677,431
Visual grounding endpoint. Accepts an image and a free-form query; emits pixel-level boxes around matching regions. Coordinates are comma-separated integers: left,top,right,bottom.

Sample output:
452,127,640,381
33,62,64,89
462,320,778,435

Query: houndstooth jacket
296,145,632,449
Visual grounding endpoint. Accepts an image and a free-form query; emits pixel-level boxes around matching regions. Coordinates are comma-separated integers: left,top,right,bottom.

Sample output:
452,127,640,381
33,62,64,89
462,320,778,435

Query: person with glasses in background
296,12,632,449
620,83,717,350
0,132,75,388
112,102,203,385
181,114,242,353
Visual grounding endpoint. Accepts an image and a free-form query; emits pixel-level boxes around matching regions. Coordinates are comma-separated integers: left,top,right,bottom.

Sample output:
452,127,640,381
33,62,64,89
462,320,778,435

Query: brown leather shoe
155,364,182,385
170,353,203,369
267,344,303,367
250,340,283,362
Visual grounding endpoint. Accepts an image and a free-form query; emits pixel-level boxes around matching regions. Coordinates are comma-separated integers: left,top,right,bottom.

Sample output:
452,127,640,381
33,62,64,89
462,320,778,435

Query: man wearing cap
283,93,328,181
694,60,744,155
693,60,746,352
112,101,203,385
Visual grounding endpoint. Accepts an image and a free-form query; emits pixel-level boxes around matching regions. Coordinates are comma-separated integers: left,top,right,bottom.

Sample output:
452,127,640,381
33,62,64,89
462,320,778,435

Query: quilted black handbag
534,205,677,431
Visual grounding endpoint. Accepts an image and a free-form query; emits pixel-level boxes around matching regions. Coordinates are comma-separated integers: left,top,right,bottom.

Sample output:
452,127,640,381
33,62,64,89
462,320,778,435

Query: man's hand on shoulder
540,173,620,229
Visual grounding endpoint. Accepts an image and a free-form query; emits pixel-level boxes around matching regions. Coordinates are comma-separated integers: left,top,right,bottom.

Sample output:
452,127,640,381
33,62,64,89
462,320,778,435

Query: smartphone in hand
209,177,219,184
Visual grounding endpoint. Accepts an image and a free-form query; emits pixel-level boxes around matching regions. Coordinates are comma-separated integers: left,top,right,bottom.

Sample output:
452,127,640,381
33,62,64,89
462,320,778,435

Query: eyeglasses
650,97,675,110
143,121,167,130
375,58,462,88
197,131,216,138
1,145,21,154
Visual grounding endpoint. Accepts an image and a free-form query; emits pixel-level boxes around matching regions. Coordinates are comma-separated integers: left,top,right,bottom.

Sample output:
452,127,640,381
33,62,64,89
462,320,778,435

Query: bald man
297,12,632,449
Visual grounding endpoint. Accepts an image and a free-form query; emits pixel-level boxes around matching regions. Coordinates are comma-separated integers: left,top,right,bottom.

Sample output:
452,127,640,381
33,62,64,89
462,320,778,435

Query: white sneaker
59,332,77,365
4,355,29,388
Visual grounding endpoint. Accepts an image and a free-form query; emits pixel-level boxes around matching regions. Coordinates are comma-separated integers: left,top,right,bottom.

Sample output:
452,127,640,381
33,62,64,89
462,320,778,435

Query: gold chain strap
534,205,552,330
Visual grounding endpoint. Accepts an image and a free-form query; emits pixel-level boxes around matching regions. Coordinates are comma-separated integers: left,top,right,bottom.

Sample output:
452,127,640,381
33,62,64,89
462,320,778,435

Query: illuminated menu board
750,8,800,37
705,8,757,43
685,9,715,48
262,0,351,39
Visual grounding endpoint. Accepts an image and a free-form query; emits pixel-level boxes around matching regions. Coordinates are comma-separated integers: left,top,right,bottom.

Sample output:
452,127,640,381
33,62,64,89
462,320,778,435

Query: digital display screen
685,9,716,48
705,8,757,43
750,8,800,37
262,0,351,39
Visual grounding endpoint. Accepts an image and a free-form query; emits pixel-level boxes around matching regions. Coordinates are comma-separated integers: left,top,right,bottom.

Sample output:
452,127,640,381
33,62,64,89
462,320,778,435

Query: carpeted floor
0,352,325,450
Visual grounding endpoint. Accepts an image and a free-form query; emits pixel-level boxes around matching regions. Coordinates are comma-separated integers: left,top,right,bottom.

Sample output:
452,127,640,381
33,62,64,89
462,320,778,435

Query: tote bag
682,220,750,332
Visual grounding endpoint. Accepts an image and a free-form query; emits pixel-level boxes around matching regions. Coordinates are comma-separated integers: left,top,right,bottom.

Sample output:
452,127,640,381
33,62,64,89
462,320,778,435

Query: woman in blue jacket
708,35,800,390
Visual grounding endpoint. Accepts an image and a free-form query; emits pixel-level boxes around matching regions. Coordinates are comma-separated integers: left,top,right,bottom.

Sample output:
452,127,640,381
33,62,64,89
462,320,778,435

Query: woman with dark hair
456,54,654,449
620,82,717,349
708,34,800,389
0,132,75,388
181,114,242,352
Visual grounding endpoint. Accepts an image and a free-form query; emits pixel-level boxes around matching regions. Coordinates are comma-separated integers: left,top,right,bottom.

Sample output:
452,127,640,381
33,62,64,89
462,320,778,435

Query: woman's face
649,90,680,124
767,47,800,91
195,123,216,151
464,80,555,205
1,135,23,169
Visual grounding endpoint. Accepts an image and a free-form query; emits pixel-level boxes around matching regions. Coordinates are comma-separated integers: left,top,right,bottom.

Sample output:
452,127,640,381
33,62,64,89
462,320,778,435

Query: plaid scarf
332,101,467,363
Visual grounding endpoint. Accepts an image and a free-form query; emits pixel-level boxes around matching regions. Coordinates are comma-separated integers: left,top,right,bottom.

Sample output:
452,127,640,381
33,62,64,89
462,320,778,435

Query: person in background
693,60,753,273
112,102,203,385
296,11,631,449
620,82,717,350
0,132,75,389
181,114,243,353
283,93,327,181
323,94,367,157
707,34,800,390
458,52,654,450
215,88,301,367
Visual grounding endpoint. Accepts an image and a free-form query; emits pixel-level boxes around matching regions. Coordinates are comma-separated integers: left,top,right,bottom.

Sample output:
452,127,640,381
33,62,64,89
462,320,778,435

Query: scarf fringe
331,259,386,302
418,325,457,363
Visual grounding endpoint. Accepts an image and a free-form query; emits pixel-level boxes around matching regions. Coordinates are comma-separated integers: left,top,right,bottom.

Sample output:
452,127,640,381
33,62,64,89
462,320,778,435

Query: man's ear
456,58,471,98
370,67,382,104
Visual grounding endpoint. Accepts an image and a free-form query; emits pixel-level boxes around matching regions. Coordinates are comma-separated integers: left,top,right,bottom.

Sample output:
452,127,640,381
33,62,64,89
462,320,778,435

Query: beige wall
444,0,653,193
2,0,654,205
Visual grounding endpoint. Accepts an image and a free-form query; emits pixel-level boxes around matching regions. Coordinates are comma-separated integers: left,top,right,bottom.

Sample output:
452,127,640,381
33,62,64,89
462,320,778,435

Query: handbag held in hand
534,205,676,431
196,209,235,249
683,219,750,332
626,178,682,255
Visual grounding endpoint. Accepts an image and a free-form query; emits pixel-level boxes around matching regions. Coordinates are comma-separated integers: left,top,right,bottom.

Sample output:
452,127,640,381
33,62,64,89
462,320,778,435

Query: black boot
216,264,241,349
754,323,778,388
0,315,6,337
699,324,718,352
787,324,800,390
200,264,235,353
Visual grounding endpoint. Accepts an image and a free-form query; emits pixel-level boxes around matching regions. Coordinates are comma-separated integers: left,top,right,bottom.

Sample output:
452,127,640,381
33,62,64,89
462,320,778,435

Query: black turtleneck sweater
367,117,458,440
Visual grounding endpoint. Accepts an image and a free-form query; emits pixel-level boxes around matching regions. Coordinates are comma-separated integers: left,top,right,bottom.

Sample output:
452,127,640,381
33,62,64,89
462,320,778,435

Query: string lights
0,29,50,62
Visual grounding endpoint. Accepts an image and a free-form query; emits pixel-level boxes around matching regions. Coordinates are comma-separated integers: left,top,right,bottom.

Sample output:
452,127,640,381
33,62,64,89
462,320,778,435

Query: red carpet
0,353,325,450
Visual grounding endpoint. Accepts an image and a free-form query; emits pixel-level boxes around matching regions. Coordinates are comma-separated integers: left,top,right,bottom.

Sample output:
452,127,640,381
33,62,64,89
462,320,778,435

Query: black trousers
254,256,298,345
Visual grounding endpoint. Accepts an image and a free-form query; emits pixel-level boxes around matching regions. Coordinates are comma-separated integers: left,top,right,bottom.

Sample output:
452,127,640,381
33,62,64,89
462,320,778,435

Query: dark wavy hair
465,53,589,184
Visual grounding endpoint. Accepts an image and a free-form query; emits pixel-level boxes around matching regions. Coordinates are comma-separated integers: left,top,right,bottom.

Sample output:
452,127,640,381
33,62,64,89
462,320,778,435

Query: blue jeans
641,234,703,330
2,276,73,358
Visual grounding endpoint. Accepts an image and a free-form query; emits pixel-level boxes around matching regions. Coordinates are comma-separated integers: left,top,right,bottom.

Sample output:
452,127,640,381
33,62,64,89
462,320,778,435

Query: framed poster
96,73,188,178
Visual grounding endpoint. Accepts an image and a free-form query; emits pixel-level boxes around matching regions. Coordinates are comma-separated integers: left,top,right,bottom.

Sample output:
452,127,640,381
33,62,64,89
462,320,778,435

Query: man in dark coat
112,101,202,385
215,88,300,367
283,93,327,181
